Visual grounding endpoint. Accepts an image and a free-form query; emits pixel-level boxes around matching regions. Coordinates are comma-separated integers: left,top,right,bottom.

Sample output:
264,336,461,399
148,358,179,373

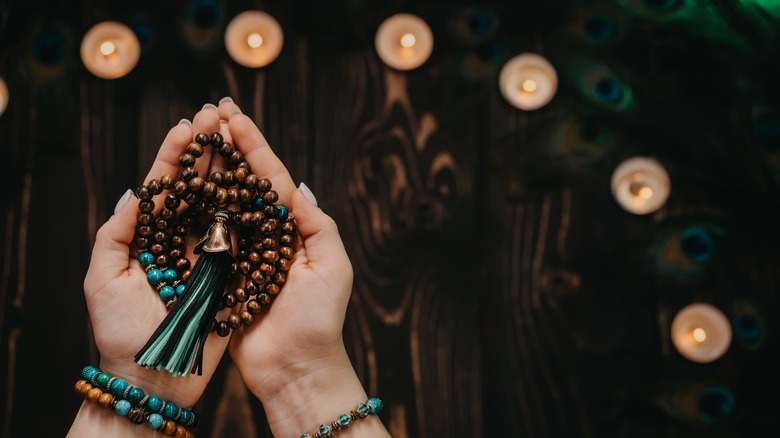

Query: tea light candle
499,53,558,111
375,13,434,70
610,157,670,215
80,21,140,79
224,11,283,68
0,77,8,116
671,303,732,363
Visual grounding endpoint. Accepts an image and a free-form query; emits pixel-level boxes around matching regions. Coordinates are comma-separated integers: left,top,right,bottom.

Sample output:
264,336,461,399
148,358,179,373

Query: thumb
291,183,352,283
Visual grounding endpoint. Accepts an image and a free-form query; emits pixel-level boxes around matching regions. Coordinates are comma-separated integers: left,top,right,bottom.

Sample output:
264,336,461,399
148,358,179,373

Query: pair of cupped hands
69,99,389,437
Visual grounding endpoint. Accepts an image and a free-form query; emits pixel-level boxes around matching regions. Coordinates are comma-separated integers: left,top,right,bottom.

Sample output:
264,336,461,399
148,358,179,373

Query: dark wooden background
2,0,780,436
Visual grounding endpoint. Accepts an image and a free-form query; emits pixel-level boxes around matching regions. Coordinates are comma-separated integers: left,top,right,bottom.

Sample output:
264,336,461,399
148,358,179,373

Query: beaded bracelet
300,398,383,438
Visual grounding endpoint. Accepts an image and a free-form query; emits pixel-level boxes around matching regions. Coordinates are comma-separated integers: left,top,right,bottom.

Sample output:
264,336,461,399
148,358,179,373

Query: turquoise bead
253,197,264,209
178,409,191,425
139,252,154,267
318,424,333,438
147,269,164,285
159,286,175,301
110,379,129,397
367,398,383,414
147,413,164,430
175,284,186,297
147,396,163,412
300,435,312,438
95,372,112,388
163,401,179,419
337,413,352,428
163,269,178,282
82,366,99,380
277,205,288,221
128,387,145,405
356,403,369,418
115,400,131,416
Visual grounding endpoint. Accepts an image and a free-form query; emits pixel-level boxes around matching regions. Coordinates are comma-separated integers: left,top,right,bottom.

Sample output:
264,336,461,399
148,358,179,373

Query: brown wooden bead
209,171,223,185
136,236,150,249
184,193,198,205
155,218,169,230
179,153,196,167
238,250,249,261
227,313,241,329
282,221,297,234
229,150,244,165
182,270,192,281
246,299,262,314
237,161,249,170
262,190,279,204
210,132,223,147
261,237,277,249
161,174,175,189
161,208,176,220
188,177,205,193
262,204,277,217
174,425,187,438
273,272,286,285
251,212,265,227
137,186,152,201
244,174,259,189
234,167,248,183
227,188,239,203
280,246,294,259
187,142,204,157
260,222,276,235
219,142,234,157
240,310,254,326
238,238,252,250
173,225,188,236
235,288,248,303
257,292,271,306
202,181,216,199
239,188,252,203
248,252,262,265
74,380,90,394
156,254,169,266
215,188,228,206
148,179,162,195
162,420,178,435
251,270,265,284
265,283,280,296
216,321,230,337
224,171,236,186
98,392,114,408
138,225,153,237
257,178,272,192
280,234,295,245
181,167,198,181
262,250,280,263
87,387,103,403
174,180,189,196
175,258,190,271
138,201,154,213
137,213,153,225
171,235,184,247
169,248,183,259
230,262,238,276
154,231,168,243
223,293,237,308
260,263,276,276
151,243,166,255
195,132,209,146
278,258,293,272
245,281,258,294
241,212,253,227
239,261,252,275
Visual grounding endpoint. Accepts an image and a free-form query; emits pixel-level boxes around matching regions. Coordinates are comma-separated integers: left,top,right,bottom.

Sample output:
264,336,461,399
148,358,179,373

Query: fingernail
202,103,218,112
114,189,133,215
229,108,242,118
178,118,191,126
219,96,233,104
299,182,318,207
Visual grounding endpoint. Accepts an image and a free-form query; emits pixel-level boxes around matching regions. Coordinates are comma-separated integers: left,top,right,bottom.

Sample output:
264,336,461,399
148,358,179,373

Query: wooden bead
136,236,150,249
278,258,293,272
161,208,176,220
181,167,197,181
223,293,237,308
137,213,153,225
280,234,295,246
239,188,252,203
174,425,187,438
257,293,271,306
216,188,228,206
151,243,166,255
187,142,204,157
238,238,252,250
280,246,294,259
139,201,154,213
175,258,190,271
210,132,223,147
248,252,262,265
87,387,103,403
257,178,272,192
98,392,114,408
239,261,252,275
210,171,224,185
137,186,152,201
179,153,196,167
240,310,254,326
229,150,244,165
224,171,236,186
260,263,276,276
174,180,189,196
161,174,175,189
235,288,248,303
148,179,162,195
74,380,90,394
265,283,280,296
244,174,259,188
169,248,183,259
251,270,265,284
273,272,286,285
227,313,241,329
282,221,297,234
262,204,277,218
156,254,169,266
263,250,280,263
188,177,205,193
235,167,248,183
154,231,168,243
246,299,262,314
184,193,199,205
261,238,277,249
195,133,209,146
182,270,192,281
245,281,258,294
262,190,279,204
155,217,169,230
219,142,234,157
216,321,230,337
202,181,217,199
162,420,178,435
251,212,265,227
227,188,239,203
171,235,184,247
241,212,253,227
138,225,153,237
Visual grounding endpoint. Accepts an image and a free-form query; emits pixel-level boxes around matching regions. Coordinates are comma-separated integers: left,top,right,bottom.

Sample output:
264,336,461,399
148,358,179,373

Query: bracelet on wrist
299,398,383,438
75,365,199,436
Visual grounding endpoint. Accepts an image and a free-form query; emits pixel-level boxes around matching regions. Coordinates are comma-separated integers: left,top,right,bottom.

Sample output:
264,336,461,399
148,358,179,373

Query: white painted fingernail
229,108,242,118
299,182,318,207
114,189,133,215
178,118,191,126
202,103,218,112
219,96,233,104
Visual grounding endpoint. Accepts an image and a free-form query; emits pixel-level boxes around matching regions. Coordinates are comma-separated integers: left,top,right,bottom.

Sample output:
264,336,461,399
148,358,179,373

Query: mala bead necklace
132,132,296,376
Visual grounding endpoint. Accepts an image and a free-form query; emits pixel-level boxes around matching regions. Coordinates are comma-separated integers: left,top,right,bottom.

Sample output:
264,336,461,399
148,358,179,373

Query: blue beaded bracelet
81,365,199,428
300,398,383,438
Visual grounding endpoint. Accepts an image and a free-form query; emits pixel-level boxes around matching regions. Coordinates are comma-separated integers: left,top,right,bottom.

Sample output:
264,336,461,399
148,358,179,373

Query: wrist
68,401,161,438
98,360,199,408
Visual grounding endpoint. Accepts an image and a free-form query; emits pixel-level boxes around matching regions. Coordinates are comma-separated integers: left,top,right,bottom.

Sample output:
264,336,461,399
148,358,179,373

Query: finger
291,184,352,286
191,103,221,180
143,119,194,184
222,105,296,205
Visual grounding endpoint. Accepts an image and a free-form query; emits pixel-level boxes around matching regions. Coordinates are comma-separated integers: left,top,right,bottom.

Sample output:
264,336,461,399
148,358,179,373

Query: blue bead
253,197,264,209
178,409,191,425
147,269,164,285
277,205,288,221
128,387,145,405
367,398,383,415
159,286,175,301
163,269,178,282
110,379,129,397
82,365,98,379
337,413,352,428
115,400,132,416
318,424,333,438
147,396,163,412
356,403,369,418
163,401,179,419
175,284,186,297
147,413,164,430
300,435,312,438
139,252,155,267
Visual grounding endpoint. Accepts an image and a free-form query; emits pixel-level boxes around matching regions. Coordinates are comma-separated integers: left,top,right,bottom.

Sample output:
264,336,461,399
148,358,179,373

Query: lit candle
610,157,670,215
375,13,434,70
499,53,557,111
671,303,732,363
0,77,7,117
80,21,140,79
225,11,283,68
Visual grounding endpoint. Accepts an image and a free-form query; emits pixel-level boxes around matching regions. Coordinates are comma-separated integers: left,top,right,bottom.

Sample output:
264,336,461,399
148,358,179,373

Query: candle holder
610,157,670,215
224,11,283,68
671,303,732,363
80,21,140,79
499,53,557,111
375,13,434,71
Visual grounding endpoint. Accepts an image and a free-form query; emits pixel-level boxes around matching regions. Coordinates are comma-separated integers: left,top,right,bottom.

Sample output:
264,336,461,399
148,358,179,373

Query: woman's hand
216,99,390,437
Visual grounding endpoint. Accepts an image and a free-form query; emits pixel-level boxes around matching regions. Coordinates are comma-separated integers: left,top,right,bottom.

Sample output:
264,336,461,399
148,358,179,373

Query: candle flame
247,33,264,48
100,41,116,57
693,327,707,343
521,79,538,93
400,33,416,48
